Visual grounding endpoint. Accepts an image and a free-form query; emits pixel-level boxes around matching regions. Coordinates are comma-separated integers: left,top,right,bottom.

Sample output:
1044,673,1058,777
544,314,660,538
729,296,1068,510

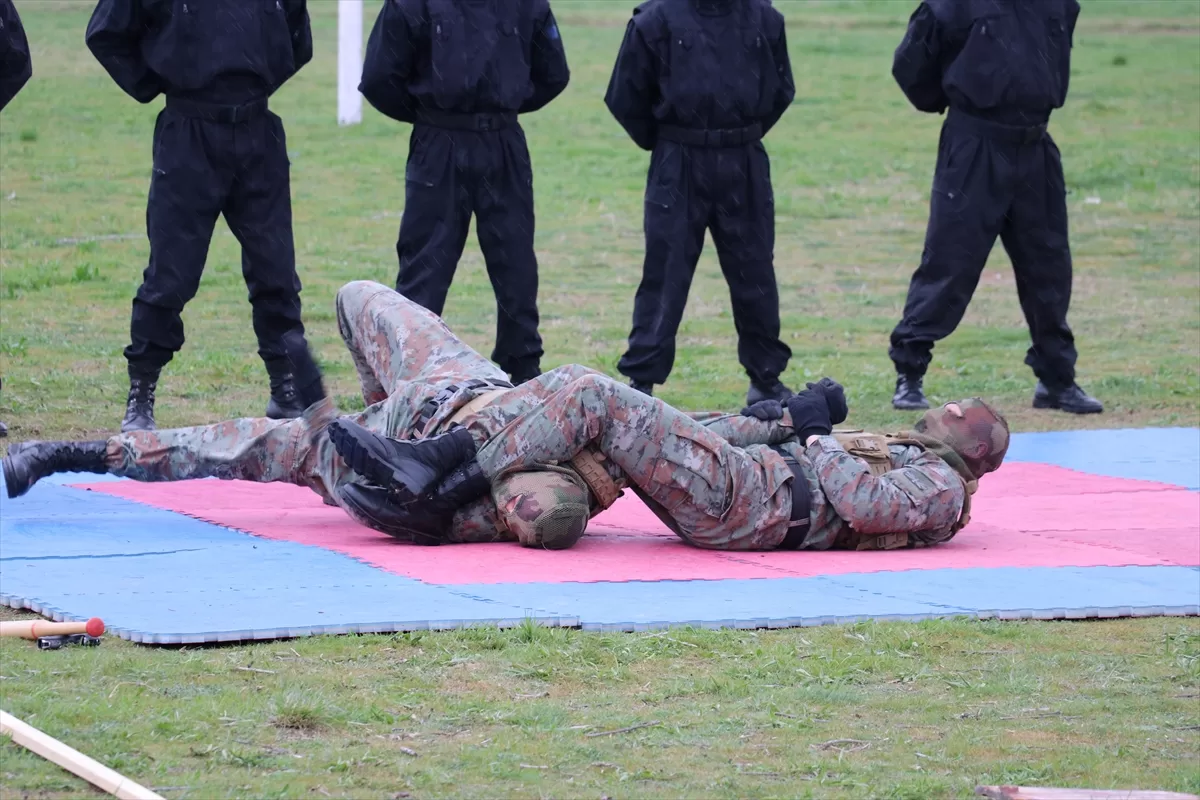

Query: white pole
337,0,364,125
1,711,164,800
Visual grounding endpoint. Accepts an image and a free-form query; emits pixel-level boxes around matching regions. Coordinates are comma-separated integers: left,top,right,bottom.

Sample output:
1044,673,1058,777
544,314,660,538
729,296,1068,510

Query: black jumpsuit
360,0,570,382
889,0,1082,390
86,0,314,382
604,0,795,390
0,0,32,439
0,0,31,112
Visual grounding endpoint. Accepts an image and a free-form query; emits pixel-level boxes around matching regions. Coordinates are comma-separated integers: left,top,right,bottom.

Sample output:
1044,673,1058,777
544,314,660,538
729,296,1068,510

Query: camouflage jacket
781,434,968,550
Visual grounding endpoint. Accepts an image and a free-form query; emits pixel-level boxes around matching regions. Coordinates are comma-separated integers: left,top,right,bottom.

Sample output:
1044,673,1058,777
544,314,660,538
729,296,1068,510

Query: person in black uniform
888,0,1102,415
359,0,570,386
0,0,33,439
86,0,325,432
604,0,795,405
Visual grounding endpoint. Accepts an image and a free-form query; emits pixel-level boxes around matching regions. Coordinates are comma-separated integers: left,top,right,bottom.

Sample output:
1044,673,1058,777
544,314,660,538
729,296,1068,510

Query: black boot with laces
265,372,305,419
891,373,929,411
265,331,326,419
3,440,108,498
121,372,158,432
328,420,477,504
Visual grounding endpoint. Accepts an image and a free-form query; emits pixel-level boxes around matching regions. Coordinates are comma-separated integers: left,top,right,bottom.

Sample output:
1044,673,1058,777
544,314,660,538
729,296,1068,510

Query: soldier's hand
786,392,833,442
740,399,784,421
806,378,848,425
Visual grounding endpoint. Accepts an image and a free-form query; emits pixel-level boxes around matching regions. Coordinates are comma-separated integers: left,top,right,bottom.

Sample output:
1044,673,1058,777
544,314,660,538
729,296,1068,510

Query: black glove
806,377,848,425
786,391,833,442
740,399,784,421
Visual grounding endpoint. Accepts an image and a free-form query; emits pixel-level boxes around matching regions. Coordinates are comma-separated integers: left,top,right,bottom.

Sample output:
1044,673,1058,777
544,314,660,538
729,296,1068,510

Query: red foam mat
78,462,1199,585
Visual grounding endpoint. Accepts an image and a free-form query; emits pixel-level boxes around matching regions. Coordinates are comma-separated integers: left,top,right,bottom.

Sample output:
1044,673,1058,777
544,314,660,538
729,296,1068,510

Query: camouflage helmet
493,466,591,550
913,397,1010,480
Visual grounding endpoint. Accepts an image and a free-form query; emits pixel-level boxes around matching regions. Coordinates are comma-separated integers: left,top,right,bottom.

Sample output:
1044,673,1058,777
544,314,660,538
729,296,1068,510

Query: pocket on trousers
645,142,684,209
649,417,731,518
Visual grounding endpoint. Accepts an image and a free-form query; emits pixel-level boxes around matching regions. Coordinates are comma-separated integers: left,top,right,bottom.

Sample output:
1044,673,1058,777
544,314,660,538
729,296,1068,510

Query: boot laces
127,378,156,413
47,442,99,473
272,374,298,403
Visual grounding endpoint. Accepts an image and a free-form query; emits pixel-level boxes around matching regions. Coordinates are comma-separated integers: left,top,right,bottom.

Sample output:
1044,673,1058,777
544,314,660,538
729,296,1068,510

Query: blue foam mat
1005,426,1200,489
448,566,1200,632
1,485,578,644
3,427,1198,644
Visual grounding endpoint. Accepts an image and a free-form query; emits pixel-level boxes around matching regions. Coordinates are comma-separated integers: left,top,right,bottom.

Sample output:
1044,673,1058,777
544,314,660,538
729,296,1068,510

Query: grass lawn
0,1,1197,797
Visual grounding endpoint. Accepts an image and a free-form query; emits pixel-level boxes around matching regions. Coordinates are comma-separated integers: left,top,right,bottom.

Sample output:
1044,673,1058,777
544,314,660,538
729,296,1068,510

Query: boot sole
1032,397,1104,414
2,455,18,498
892,400,930,411
327,420,419,503
2,443,32,499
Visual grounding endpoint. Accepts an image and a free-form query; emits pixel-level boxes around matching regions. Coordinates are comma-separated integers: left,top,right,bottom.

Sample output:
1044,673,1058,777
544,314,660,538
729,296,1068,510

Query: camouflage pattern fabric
474,373,798,549
106,282,598,543
104,281,793,545
794,436,968,549
472,373,981,551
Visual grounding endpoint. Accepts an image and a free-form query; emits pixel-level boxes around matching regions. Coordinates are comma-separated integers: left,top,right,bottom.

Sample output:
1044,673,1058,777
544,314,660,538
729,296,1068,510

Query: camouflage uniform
471,374,1008,550
105,281,789,543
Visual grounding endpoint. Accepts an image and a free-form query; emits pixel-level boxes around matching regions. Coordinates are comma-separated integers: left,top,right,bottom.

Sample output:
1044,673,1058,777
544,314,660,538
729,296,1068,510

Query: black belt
415,378,513,431
946,109,1047,145
771,445,812,550
165,96,269,124
416,110,517,132
658,123,763,148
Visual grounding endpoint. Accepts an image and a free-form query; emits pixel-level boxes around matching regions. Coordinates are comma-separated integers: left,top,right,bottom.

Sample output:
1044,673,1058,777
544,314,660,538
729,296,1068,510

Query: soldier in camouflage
328,373,1010,551
2,281,789,549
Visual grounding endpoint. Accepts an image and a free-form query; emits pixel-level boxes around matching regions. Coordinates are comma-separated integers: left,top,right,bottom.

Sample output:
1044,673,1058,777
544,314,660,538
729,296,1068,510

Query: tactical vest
830,429,972,551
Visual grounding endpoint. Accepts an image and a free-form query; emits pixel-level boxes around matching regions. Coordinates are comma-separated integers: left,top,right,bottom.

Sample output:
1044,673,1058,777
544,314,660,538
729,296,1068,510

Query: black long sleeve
0,0,31,112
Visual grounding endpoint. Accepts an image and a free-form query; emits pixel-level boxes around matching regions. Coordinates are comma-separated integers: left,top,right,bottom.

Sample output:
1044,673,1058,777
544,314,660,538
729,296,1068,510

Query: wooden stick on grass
0,710,163,800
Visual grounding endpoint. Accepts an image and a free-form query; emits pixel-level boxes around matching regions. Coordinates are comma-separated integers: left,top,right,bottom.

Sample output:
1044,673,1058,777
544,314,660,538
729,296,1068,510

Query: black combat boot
327,420,477,503
3,440,108,499
121,369,159,432
265,371,303,419
892,373,929,411
338,460,491,545
265,331,327,419
509,365,542,386
746,378,794,405
1032,381,1104,414
630,380,654,397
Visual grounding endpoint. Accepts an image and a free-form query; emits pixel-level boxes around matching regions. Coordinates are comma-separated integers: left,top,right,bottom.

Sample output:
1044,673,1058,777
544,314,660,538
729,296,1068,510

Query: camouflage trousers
475,373,798,550
105,281,519,543
104,281,793,545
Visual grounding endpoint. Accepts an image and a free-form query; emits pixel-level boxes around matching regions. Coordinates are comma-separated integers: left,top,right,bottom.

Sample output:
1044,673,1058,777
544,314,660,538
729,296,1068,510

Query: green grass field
0,1,1197,797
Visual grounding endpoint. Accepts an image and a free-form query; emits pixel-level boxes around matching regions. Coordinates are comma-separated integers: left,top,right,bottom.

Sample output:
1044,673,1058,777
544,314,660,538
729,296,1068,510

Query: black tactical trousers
394,119,542,378
889,110,1078,388
126,100,305,375
618,139,791,386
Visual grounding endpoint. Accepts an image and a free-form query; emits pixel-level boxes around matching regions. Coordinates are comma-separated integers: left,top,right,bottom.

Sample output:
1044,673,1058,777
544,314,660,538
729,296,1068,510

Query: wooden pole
0,711,163,800
977,786,1199,800
0,618,104,640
